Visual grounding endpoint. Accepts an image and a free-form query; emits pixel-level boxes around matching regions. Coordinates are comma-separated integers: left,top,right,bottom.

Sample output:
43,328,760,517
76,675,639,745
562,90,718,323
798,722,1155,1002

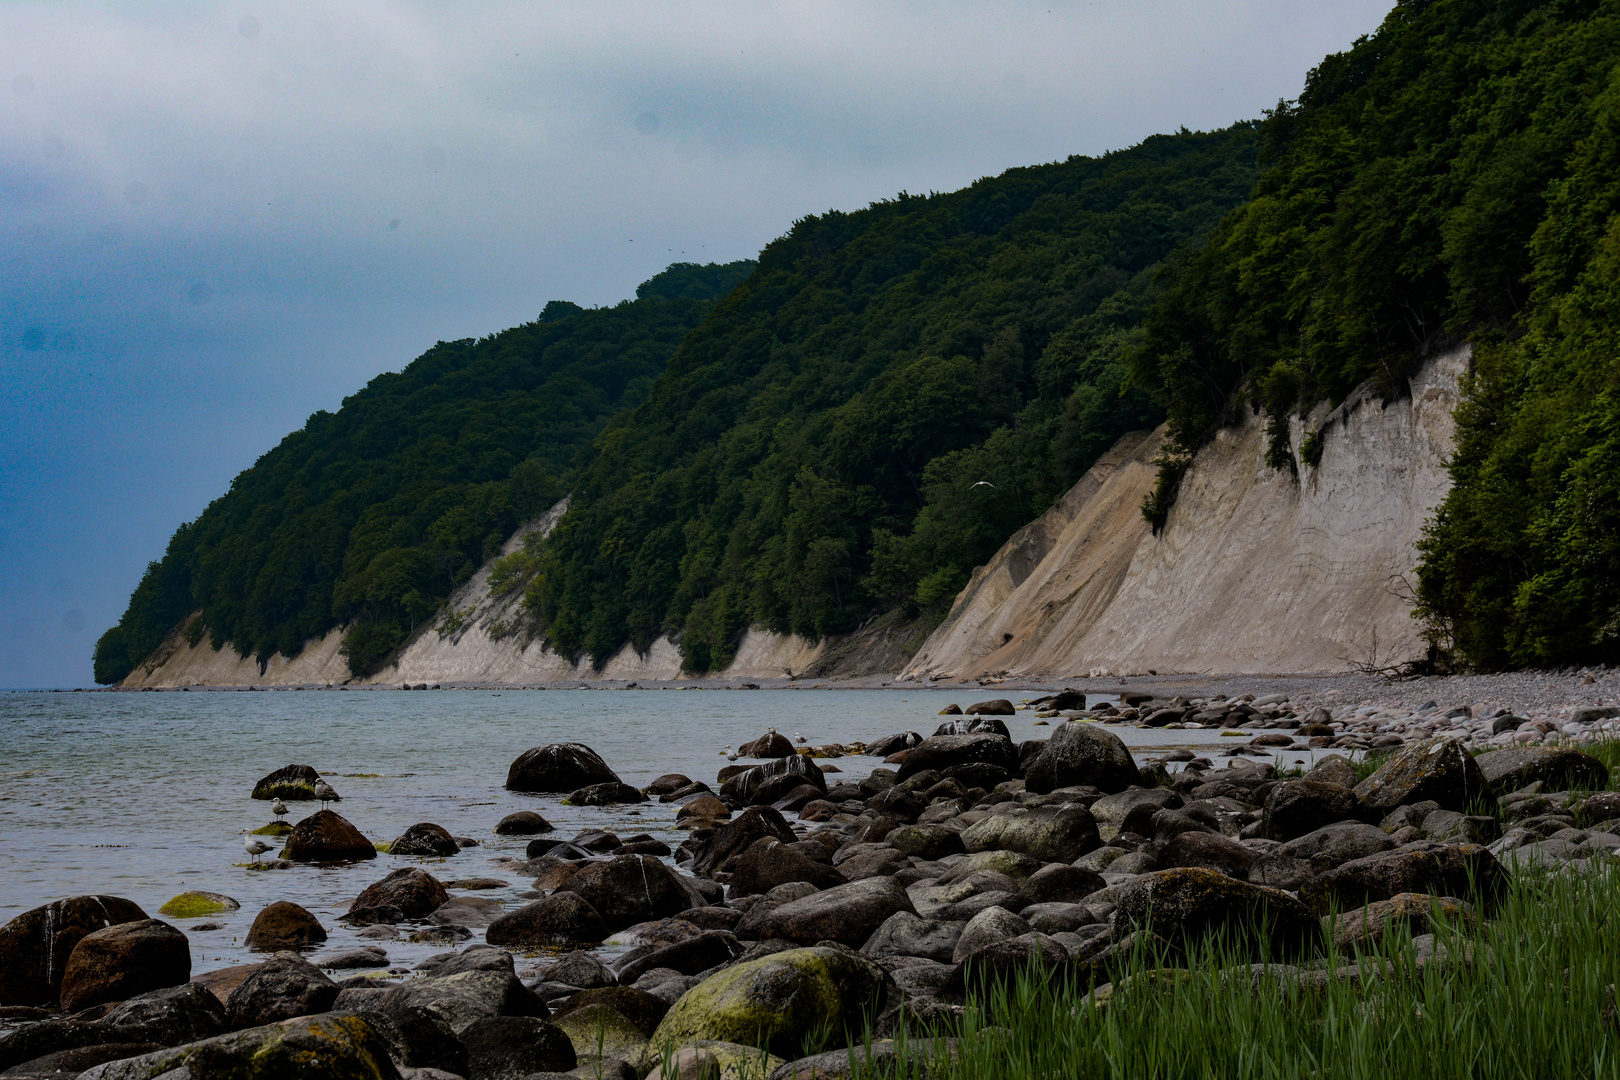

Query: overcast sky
0,1,1392,688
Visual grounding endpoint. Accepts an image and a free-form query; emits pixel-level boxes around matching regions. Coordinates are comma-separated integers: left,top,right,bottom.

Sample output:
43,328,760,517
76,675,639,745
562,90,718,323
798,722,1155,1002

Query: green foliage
529,128,1260,670
93,261,754,683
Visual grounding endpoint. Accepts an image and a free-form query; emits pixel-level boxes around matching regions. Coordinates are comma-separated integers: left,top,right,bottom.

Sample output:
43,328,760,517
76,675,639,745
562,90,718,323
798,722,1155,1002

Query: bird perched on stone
271,798,288,821
794,733,807,744
720,746,733,757
726,748,739,762
241,832,274,863
313,779,339,806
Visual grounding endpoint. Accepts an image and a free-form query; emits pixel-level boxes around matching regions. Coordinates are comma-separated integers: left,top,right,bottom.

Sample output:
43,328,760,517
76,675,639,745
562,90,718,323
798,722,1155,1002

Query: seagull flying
971,481,996,489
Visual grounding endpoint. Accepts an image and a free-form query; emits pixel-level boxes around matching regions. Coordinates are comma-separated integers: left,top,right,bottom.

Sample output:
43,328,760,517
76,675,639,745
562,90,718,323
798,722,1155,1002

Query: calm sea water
0,688,1252,976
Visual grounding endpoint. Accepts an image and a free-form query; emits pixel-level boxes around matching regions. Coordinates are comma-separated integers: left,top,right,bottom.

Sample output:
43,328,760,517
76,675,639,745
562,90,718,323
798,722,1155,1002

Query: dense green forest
92,261,755,684
1127,0,1620,667
524,129,1261,672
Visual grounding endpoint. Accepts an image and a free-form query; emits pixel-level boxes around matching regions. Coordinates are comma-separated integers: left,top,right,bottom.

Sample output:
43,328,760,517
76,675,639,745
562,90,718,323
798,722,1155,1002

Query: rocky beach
2,672,1617,1079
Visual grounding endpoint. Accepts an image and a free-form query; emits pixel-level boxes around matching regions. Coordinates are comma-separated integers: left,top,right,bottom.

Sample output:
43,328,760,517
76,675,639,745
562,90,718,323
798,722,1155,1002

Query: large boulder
945,933,1071,997
728,839,847,895
933,717,1012,739
1474,747,1610,793
390,822,460,857
485,894,609,947
550,987,670,1039
566,782,647,806
617,932,747,985
548,1002,649,1066
1353,739,1496,817
371,969,548,1034
246,900,328,951
737,877,916,948
1158,830,1258,878
352,869,450,919
59,920,191,1012
895,733,1020,783
1114,867,1320,959
1089,788,1182,823
1328,893,1475,955
506,743,621,794
688,806,799,878
1273,822,1396,869
75,1013,400,1080
738,732,797,758
1023,724,1141,794
224,952,338,1029
961,803,1101,863
281,809,377,862
720,755,828,805
642,948,889,1065
101,983,230,1046
965,699,1016,716
460,1015,575,1079
1300,841,1506,915
860,911,962,963
553,855,697,932
1261,780,1360,842
251,764,322,801
0,896,148,1006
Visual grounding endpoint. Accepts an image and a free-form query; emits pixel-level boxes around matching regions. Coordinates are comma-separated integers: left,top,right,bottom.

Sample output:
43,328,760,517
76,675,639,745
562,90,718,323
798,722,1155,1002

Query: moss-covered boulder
0,895,148,1006
1353,738,1496,817
1327,892,1475,954
249,821,293,836
642,947,889,1068
158,892,240,919
550,1002,650,1063
74,1012,400,1080
251,764,322,801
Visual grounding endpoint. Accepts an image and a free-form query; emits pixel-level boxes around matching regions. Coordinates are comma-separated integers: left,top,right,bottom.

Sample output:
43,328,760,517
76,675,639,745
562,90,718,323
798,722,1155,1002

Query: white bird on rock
241,831,273,863
270,798,288,821
794,733,807,744
313,779,339,807
727,748,739,762
720,746,733,758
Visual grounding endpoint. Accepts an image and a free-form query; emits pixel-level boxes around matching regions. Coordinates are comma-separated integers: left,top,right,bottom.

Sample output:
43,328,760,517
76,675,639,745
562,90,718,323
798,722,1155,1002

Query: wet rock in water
728,839,847,895
341,905,407,927
895,733,1019,783
1115,867,1321,959
391,822,461,857
251,763,322,801
493,810,554,835
618,932,746,985
1262,780,1360,842
445,877,510,891
411,924,473,945
933,716,1012,739
100,982,230,1046
646,773,693,796
0,896,149,1007
430,896,505,928
688,806,798,878
961,803,1101,863
737,877,916,948
553,856,698,932
641,947,889,1066
1301,841,1506,915
1023,724,1142,794
74,1012,397,1080
281,808,378,862
506,743,622,794
156,891,239,919
738,732,796,758
860,911,962,963
1475,746,1609,793
551,987,670,1039
1353,739,1496,818
58,919,190,1012
965,699,1016,716
867,732,922,757
320,946,390,970
486,894,609,947
567,781,647,807
352,868,451,920
245,900,328,951
721,755,828,806
1329,893,1475,954
223,951,337,1028
886,824,968,861
459,1015,575,1079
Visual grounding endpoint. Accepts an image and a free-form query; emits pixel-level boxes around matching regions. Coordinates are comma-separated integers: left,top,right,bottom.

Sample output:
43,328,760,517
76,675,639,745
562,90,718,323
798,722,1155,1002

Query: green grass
850,866,1620,1080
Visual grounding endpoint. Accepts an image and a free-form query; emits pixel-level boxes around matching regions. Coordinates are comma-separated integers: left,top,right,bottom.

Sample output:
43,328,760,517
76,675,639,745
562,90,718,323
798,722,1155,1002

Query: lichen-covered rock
352,869,450,921
251,763,322,801
553,855,698,932
548,1003,650,1065
550,987,670,1039
59,920,191,1012
737,877,916,948
1261,780,1359,842
1353,739,1496,817
246,900,328,951
1023,724,1141,794
486,893,609,947
1328,893,1475,954
961,803,1101,863
101,983,230,1046
1474,746,1610,793
728,839,846,895
0,896,149,1006
281,809,377,862
885,824,967,861
646,1041,785,1080
507,743,622,794
224,952,338,1029
390,822,460,857
894,733,1020,783
76,1012,401,1080
642,947,889,1067
859,911,962,963
1300,841,1506,915
493,810,553,835
460,1015,575,1079
1114,868,1320,959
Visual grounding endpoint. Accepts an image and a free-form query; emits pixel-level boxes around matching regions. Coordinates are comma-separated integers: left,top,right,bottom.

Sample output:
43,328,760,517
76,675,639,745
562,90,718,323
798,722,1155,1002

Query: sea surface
0,687,1283,977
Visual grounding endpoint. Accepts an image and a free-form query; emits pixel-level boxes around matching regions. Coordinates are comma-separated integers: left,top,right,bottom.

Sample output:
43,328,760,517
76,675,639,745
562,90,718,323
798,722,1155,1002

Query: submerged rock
390,823,461,857
156,891,239,919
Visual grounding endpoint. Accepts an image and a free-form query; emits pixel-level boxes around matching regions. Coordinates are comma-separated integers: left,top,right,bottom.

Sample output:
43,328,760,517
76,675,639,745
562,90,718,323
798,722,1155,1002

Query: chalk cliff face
903,347,1468,680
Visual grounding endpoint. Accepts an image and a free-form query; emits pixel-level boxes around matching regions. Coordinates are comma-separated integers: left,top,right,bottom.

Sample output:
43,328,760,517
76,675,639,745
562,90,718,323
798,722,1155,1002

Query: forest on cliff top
98,0,1620,680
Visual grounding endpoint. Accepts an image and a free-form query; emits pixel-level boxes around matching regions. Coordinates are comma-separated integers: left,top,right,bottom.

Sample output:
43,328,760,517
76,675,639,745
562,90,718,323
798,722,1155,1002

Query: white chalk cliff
903,347,1468,680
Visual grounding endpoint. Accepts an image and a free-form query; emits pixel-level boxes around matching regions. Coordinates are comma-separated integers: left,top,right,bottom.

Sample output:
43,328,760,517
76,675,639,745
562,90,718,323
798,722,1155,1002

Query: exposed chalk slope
904,348,1468,680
